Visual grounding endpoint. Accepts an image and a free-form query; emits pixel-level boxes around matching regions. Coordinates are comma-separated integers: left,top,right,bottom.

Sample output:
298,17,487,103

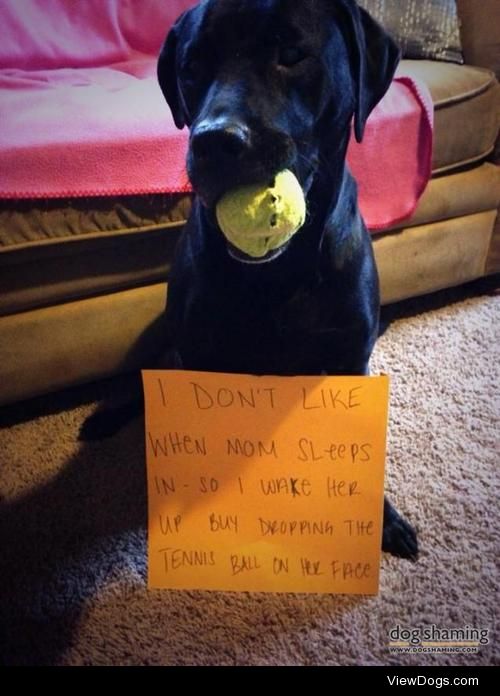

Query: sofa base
1,209,498,406
374,209,498,303
0,284,168,406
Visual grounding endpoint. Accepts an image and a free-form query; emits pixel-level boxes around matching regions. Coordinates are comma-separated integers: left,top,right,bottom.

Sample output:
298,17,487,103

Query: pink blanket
0,0,433,231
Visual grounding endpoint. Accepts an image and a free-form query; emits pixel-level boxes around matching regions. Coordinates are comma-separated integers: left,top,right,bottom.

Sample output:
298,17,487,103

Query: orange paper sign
142,370,389,594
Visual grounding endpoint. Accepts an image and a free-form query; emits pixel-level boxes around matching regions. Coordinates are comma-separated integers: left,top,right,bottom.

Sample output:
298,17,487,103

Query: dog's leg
78,389,144,441
337,366,419,559
382,497,418,560
322,359,419,559
79,349,182,441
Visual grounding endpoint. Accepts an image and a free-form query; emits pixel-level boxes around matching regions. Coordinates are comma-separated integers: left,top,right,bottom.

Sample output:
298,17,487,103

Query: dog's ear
339,0,400,142
157,13,187,130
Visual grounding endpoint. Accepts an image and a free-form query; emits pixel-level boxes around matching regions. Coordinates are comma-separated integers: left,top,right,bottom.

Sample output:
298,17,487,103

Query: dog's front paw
79,409,121,441
382,498,418,560
79,401,142,441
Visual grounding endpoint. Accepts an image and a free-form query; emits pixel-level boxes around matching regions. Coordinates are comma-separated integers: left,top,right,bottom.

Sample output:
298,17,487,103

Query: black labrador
83,0,418,559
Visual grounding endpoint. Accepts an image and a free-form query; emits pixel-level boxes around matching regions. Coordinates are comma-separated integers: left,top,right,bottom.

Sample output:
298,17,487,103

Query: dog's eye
277,46,306,68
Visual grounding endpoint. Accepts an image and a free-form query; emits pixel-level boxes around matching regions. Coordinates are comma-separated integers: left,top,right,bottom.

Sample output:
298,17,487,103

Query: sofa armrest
456,0,500,76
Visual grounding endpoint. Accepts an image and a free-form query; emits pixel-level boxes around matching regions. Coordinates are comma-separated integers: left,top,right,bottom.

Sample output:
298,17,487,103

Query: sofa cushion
387,163,500,230
358,0,463,63
399,60,500,173
0,194,190,248
0,195,189,316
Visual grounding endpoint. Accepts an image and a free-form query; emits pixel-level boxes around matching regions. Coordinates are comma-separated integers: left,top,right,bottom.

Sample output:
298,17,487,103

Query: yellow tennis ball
216,169,306,258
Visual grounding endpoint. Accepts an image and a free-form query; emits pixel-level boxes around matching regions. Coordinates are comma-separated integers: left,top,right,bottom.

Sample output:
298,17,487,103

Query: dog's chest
182,280,332,374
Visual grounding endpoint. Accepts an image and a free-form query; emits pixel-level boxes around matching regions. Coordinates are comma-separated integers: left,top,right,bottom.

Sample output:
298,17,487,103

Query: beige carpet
0,280,499,666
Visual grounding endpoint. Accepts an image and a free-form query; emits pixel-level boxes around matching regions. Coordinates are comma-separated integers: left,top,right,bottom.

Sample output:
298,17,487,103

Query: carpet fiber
0,281,498,666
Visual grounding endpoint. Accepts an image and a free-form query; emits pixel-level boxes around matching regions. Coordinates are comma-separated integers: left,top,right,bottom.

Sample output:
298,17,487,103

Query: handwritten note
142,370,389,595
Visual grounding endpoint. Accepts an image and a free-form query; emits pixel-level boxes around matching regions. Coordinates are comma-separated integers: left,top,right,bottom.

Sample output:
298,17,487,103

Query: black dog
84,0,417,559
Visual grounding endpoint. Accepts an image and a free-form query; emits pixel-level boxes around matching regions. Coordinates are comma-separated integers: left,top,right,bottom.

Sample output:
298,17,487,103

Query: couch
0,0,499,406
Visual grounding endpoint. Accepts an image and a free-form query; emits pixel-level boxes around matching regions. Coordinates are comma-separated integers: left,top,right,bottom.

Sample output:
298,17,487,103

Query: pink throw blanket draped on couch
0,0,433,231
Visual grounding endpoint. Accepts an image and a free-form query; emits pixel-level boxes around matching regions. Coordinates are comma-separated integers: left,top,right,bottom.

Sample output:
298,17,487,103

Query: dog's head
158,0,399,259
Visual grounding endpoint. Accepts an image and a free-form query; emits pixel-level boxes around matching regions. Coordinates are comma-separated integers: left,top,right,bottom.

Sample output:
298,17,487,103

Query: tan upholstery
388,163,500,230
0,223,181,316
400,62,500,172
0,284,167,405
0,194,190,247
456,0,500,77
375,210,497,304
486,213,500,275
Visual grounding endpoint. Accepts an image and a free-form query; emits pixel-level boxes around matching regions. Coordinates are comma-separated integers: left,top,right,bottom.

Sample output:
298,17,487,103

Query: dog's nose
191,120,252,164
